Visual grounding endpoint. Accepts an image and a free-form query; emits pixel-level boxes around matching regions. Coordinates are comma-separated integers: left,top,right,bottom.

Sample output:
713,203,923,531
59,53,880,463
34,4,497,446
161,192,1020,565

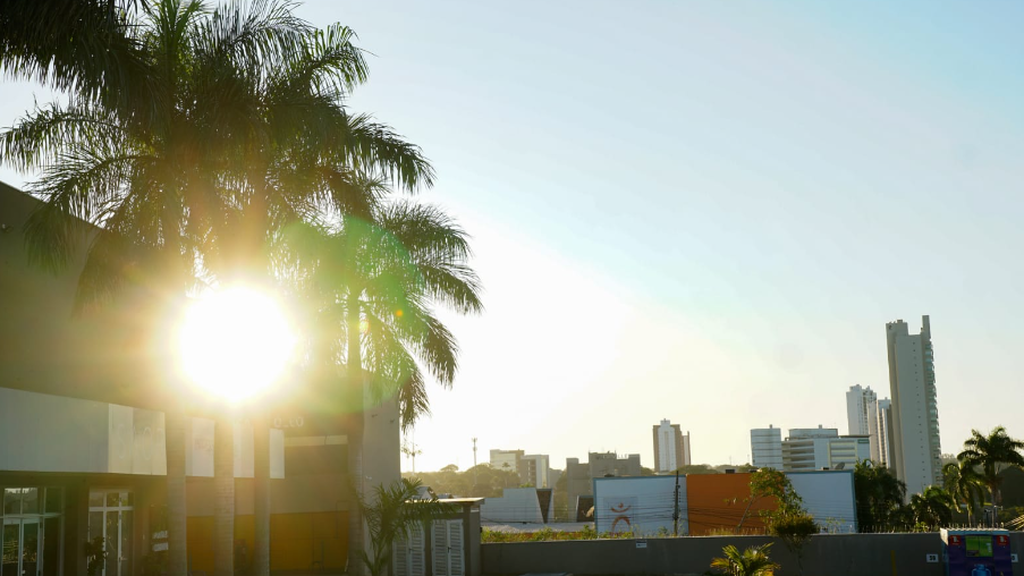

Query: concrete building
874,398,895,468
780,426,871,472
848,384,895,465
750,425,784,470
886,316,942,495
652,419,691,473
0,183,401,575
520,454,551,488
564,452,642,518
846,384,877,437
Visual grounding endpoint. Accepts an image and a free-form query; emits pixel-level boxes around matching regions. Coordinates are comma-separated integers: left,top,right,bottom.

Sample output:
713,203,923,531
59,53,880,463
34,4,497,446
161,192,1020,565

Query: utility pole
472,438,478,487
673,471,681,536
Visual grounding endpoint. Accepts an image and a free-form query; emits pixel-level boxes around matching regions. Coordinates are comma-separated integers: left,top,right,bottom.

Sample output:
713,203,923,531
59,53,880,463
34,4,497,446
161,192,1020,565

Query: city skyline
4,1,1024,473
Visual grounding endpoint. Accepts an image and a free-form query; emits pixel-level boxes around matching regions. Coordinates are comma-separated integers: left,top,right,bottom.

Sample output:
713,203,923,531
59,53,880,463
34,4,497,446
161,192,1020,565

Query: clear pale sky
3,1,1024,473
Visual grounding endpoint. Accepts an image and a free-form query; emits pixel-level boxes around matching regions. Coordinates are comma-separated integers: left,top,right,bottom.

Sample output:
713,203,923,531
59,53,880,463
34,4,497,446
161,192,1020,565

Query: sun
176,285,297,403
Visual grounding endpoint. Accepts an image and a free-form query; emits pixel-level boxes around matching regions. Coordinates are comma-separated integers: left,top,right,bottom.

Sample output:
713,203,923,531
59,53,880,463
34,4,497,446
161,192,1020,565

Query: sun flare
176,285,296,403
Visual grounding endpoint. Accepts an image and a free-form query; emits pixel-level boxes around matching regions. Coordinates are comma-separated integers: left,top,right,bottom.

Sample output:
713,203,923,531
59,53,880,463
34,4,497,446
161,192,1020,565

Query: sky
3,1,1024,473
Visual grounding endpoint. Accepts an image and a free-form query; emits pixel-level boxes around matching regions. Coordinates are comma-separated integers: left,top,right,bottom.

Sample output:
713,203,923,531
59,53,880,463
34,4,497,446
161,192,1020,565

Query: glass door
88,491,132,576
1,520,41,576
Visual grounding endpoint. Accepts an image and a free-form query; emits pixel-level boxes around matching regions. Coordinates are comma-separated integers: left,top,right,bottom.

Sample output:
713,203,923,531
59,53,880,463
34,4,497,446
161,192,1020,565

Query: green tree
957,426,1024,507
358,479,455,576
853,461,908,532
284,195,481,572
709,543,779,576
909,486,955,530
2,3,434,576
943,460,984,524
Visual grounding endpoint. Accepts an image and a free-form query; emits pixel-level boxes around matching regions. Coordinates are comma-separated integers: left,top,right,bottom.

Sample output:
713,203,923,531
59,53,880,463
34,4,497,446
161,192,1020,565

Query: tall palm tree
2,2,434,575
709,543,779,576
957,426,1024,507
943,460,984,525
282,193,482,573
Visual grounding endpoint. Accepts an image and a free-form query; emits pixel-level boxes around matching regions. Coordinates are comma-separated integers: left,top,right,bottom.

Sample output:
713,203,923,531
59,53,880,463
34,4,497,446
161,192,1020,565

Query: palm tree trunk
253,415,271,576
214,415,235,576
166,409,189,576
346,293,365,576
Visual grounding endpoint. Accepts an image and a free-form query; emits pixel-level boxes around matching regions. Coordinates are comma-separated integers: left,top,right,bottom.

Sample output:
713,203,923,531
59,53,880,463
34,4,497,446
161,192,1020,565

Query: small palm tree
957,426,1024,507
709,543,778,576
358,479,455,576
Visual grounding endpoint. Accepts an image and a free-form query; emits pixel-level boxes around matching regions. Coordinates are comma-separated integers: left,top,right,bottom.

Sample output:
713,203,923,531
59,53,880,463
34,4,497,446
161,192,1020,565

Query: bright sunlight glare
176,286,296,403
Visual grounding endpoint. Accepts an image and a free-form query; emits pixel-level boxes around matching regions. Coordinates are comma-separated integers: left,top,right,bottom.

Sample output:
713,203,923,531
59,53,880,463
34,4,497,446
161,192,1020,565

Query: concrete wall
481,532,1024,576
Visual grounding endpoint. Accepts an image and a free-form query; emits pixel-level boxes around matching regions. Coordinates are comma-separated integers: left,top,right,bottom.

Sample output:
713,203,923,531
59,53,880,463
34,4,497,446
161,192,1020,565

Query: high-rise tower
886,316,942,495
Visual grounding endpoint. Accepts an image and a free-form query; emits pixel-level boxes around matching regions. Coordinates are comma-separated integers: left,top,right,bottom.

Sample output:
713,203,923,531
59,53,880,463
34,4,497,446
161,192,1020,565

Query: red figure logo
610,502,633,533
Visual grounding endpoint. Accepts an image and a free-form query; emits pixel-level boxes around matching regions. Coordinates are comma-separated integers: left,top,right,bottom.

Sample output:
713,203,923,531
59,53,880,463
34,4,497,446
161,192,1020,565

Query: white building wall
594,476,687,535
787,471,858,533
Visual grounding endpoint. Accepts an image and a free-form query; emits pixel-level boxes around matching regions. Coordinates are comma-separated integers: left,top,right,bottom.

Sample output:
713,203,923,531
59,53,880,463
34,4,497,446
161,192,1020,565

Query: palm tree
943,460,984,525
909,486,955,530
358,479,455,576
853,460,907,532
2,2,434,575
957,426,1024,508
709,543,779,576
283,193,481,573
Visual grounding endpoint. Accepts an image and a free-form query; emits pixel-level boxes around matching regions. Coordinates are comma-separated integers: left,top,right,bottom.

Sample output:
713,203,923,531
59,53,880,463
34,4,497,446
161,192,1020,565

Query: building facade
564,452,642,518
520,454,550,488
778,426,871,472
886,316,942,495
652,419,691,473
750,425,783,470
488,449,524,475
846,385,876,437
0,183,401,576
874,398,894,468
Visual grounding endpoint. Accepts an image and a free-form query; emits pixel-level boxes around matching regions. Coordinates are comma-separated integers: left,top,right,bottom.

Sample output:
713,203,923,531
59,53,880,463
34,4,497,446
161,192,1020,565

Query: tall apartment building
846,384,877,437
847,384,895,465
874,399,894,468
652,419,691,473
750,425,784,469
886,316,942,495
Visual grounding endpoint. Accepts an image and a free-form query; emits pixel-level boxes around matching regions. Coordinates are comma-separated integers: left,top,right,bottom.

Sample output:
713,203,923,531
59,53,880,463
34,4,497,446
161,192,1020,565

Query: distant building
750,425,784,469
652,419,691,473
846,384,876,437
565,451,642,517
874,398,894,468
886,316,942,495
520,454,551,488
847,384,897,467
489,449,524,474
779,426,871,472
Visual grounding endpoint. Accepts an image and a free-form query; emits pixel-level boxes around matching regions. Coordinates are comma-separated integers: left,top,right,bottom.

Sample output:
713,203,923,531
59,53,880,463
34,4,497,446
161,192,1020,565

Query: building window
88,490,133,576
2,487,64,576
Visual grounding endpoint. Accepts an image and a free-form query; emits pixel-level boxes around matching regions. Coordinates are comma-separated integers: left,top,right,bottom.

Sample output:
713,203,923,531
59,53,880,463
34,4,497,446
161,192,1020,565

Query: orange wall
186,512,349,573
686,473,778,536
